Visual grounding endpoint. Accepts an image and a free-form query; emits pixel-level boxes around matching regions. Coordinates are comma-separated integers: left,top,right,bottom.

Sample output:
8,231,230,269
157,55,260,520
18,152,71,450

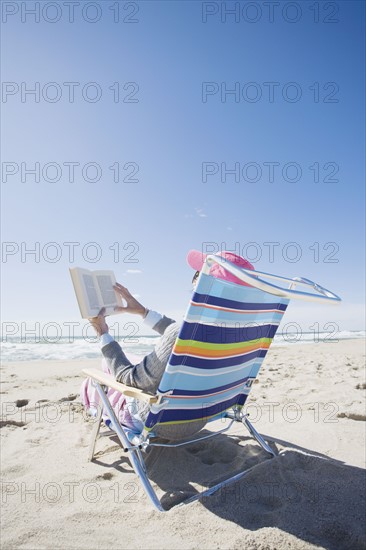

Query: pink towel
80,358,146,432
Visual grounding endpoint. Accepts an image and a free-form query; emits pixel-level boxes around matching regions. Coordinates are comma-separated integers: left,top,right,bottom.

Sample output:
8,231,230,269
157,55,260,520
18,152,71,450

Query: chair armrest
82,368,158,405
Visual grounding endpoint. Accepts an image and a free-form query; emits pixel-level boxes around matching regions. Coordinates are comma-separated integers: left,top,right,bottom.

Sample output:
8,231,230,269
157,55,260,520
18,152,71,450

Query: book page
82,274,101,310
96,274,117,307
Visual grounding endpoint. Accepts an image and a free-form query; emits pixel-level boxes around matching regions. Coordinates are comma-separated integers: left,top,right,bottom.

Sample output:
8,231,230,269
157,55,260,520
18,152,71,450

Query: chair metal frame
83,256,341,512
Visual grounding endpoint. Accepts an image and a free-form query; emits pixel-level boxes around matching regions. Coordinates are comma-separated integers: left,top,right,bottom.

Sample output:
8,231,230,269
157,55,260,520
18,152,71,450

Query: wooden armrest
82,368,158,405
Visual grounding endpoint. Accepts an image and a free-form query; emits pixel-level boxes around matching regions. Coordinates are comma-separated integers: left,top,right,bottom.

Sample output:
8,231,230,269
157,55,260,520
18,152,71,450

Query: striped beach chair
83,255,340,511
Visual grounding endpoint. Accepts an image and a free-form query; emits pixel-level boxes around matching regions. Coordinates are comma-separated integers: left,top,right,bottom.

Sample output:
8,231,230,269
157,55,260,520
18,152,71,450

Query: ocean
1,331,365,362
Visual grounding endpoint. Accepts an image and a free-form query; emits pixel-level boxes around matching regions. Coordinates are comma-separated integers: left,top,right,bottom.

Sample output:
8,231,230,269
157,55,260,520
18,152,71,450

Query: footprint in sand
0,420,26,429
26,437,43,446
69,402,84,414
58,394,78,402
186,442,238,465
96,472,114,481
337,411,366,421
15,399,29,408
185,445,216,464
355,382,366,390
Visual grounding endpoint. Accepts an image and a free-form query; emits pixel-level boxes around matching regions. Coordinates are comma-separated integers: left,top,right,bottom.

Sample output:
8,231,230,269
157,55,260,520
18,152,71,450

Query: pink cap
187,250,255,287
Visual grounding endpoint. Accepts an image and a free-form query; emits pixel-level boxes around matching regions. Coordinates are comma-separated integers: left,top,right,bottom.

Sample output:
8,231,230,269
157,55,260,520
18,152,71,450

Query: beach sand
1,339,365,550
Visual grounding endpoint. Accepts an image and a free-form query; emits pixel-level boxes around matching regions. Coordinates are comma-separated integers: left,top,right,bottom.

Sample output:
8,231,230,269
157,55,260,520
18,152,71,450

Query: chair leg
242,415,277,457
88,402,103,462
93,382,165,512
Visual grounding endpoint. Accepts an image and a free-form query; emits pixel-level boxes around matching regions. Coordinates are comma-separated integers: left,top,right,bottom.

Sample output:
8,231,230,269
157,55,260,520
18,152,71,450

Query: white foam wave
1,331,364,362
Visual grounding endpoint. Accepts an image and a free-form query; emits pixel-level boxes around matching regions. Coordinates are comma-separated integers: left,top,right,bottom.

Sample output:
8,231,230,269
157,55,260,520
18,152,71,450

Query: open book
69,267,124,318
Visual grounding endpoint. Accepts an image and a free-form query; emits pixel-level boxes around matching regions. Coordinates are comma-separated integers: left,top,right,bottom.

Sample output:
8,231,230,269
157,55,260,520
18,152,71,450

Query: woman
82,249,254,430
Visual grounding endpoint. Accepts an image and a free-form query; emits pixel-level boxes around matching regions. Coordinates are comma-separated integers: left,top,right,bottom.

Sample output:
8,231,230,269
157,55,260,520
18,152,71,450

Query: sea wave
1,331,364,362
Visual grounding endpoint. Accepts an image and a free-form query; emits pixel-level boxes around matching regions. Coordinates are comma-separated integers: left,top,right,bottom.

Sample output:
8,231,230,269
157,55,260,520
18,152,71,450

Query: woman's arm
88,285,178,394
101,321,179,394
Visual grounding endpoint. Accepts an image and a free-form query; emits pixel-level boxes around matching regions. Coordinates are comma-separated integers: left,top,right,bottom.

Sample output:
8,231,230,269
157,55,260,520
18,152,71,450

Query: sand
1,339,365,550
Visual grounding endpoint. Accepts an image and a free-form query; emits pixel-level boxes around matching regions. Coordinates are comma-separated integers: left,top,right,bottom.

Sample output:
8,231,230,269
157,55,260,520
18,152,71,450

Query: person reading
81,250,255,431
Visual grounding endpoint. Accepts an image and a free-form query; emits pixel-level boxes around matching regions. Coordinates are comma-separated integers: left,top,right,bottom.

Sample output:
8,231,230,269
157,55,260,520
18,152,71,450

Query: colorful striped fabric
144,273,289,431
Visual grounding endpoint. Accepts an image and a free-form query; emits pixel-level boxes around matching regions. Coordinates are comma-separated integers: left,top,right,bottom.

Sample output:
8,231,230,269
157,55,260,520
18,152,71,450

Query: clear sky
1,0,365,338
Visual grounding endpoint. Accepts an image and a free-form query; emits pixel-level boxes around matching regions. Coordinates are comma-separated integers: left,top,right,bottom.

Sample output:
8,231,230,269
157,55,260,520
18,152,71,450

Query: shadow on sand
94,425,366,550
143,432,366,550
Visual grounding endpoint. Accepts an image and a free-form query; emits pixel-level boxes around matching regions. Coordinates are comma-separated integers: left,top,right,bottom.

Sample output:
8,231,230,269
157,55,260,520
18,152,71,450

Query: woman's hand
113,283,147,317
89,307,109,336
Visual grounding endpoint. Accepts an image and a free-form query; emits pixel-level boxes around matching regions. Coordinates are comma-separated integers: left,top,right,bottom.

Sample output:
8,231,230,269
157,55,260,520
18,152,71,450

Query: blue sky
1,0,365,337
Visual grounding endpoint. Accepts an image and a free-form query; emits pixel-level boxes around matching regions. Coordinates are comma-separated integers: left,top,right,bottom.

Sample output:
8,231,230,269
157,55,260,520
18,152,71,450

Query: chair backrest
144,271,289,436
